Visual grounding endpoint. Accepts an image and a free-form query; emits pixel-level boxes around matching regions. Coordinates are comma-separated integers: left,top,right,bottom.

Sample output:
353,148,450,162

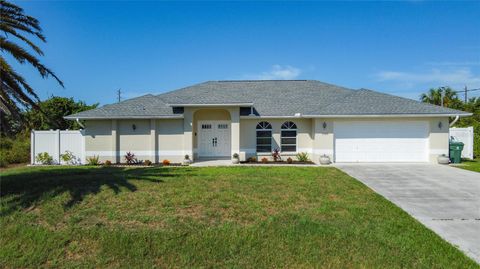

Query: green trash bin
449,141,464,164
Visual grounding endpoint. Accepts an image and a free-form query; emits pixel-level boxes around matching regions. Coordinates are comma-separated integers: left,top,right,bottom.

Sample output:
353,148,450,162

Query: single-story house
65,80,471,164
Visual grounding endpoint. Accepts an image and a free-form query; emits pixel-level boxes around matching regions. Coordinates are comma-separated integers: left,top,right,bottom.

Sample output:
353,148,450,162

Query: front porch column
111,119,119,163
229,107,240,160
150,119,157,163
183,107,194,161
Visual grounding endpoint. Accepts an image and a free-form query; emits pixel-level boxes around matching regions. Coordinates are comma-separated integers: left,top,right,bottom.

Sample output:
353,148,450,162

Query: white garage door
334,121,429,162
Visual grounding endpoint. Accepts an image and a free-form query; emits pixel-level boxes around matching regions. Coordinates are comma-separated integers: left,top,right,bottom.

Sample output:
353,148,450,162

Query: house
65,80,471,164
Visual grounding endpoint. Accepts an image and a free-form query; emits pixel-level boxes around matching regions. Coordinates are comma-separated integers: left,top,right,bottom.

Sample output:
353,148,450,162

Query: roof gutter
64,115,184,120
241,113,472,119
167,103,254,107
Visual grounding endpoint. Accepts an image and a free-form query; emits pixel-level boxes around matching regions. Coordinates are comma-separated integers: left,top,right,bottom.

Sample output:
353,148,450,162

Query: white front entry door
198,121,231,157
334,121,429,163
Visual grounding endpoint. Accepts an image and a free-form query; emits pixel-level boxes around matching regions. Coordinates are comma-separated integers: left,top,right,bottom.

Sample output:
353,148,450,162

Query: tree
419,87,463,109
0,0,63,128
23,96,98,131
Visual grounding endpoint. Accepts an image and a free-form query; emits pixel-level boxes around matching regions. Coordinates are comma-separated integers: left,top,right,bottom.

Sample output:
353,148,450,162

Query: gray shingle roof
66,80,470,119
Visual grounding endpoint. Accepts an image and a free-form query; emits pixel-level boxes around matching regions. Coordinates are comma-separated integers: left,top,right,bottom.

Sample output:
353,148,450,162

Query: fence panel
449,127,474,159
31,130,85,164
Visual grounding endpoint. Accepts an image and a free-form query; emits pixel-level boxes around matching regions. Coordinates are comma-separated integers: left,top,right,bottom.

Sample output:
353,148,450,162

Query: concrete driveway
336,164,480,264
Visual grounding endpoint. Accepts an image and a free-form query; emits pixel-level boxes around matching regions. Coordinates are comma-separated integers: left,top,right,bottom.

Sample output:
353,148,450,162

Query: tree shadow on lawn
0,166,190,216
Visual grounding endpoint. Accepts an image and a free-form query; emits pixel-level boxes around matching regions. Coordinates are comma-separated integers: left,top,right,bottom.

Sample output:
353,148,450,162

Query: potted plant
232,153,240,164
437,154,450,165
319,154,331,165
183,154,192,165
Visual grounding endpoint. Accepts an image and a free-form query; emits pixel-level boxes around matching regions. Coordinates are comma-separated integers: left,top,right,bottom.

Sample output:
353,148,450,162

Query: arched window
281,121,297,152
256,121,272,153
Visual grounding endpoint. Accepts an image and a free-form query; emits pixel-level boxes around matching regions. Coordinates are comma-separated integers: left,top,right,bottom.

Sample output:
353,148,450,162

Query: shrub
184,154,190,160
287,157,293,164
124,152,136,164
36,152,53,165
247,156,257,163
0,135,30,165
162,159,170,166
144,160,152,166
296,152,310,162
272,148,281,162
0,155,7,167
261,157,268,163
86,155,100,165
232,153,239,159
104,160,112,166
60,150,77,165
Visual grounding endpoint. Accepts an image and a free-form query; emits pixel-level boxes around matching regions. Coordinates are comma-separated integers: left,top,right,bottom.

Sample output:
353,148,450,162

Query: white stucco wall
83,116,450,164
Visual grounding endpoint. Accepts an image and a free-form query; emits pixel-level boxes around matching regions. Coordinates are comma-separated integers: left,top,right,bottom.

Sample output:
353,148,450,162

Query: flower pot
232,158,240,164
319,155,331,165
437,154,450,165
182,159,192,166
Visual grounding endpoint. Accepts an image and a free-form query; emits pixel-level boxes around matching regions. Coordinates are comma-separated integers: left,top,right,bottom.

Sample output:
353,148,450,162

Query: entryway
197,120,231,158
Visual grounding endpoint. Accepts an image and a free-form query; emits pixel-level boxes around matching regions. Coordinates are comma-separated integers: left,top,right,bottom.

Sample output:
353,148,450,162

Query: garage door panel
334,121,429,163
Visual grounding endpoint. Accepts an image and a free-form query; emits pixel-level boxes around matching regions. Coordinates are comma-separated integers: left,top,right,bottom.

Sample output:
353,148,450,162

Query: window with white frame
281,121,297,152
256,121,272,153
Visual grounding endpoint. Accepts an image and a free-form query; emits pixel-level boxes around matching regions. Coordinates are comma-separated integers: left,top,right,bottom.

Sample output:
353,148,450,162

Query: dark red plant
125,152,136,164
272,148,281,162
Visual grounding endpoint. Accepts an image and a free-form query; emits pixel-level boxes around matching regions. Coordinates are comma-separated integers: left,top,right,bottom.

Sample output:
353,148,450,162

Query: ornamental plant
86,155,100,165
261,157,268,164
272,148,281,162
296,152,310,162
125,152,136,165
162,159,170,166
36,152,53,165
60,150,76,165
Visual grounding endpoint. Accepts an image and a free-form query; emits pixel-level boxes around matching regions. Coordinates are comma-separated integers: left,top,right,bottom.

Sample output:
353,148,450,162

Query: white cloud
374,68,480,89
247,65,301,80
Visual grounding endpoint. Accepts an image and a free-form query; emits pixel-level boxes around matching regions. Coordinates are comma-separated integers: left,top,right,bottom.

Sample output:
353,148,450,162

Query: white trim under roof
167,103,254,107
240,113,472,119
64,115,184,120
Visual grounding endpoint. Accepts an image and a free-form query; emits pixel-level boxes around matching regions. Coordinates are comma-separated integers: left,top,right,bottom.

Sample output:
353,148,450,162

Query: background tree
23,96,98,131
0,0,63,131
420,87,463,109
420,87,480,158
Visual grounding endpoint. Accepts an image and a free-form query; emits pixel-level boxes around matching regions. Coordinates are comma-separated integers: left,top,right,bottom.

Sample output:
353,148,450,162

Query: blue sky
11,1,480,106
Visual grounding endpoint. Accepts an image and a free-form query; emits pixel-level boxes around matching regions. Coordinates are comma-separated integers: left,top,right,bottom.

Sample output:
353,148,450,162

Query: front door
198,121,231,157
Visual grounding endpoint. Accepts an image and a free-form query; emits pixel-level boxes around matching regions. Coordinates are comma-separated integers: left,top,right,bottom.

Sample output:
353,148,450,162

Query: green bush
0,155,7,167
36,152,53,165
296,152,310,162
86,155,101,166
0,135,30,166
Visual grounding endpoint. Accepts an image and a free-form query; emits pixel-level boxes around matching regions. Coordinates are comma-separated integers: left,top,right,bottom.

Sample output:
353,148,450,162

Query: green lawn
453,159,480,173
0,166,477,268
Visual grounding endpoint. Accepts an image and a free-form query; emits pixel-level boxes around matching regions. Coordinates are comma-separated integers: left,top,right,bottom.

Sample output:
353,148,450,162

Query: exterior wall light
132,124,137,131
323,122,327,129
438,121,442,129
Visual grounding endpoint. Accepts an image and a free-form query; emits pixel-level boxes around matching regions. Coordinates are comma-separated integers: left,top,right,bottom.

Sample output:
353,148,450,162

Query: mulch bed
240,161,315,165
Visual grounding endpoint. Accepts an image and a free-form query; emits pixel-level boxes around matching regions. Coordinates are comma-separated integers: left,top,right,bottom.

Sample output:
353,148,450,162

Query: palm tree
420,87,459,108
0,0,63,119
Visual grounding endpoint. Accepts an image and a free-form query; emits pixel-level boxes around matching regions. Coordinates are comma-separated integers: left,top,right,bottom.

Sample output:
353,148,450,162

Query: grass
452,159,480,173
0,166,477,268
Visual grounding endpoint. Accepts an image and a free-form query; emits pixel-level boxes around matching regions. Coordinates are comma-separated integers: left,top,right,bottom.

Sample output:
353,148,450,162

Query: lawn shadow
0,166,188,216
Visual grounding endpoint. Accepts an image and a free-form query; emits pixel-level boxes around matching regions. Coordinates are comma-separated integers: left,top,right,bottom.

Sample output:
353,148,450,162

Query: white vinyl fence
31,130,85,165
449,127,474,159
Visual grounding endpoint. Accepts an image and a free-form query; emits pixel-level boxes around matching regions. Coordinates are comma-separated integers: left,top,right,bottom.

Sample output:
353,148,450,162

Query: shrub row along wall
31,130,85,164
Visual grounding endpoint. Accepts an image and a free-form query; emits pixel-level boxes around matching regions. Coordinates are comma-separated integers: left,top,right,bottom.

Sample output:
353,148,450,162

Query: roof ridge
216,80,309,82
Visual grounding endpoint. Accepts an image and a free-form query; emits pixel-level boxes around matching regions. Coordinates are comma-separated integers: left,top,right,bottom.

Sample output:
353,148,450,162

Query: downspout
449,115,459,127
76,118,85,129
